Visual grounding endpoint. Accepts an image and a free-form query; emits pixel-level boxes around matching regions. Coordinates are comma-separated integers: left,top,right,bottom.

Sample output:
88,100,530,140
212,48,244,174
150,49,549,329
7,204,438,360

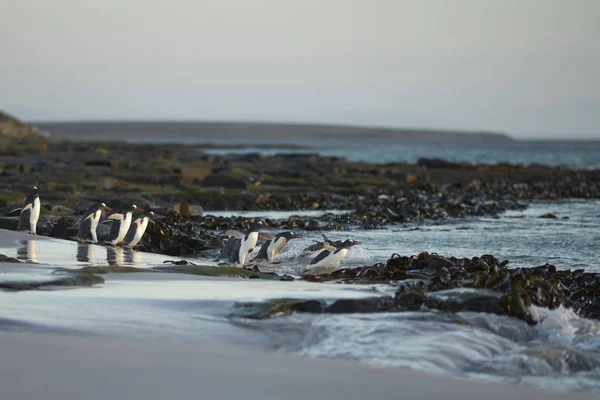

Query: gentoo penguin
254,231,302,263
77,202,112,243
302,233,341,254
301,239,361,276
105,204,139,246
233,221,265,267
17,186,40,234
122,209,155,248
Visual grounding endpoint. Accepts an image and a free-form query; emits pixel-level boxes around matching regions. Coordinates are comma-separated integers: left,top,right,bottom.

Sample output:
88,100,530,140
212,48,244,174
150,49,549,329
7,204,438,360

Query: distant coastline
33,120,513,143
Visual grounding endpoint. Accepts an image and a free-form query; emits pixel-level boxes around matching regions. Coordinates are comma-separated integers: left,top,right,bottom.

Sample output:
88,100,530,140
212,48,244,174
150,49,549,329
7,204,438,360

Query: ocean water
132,136,600,168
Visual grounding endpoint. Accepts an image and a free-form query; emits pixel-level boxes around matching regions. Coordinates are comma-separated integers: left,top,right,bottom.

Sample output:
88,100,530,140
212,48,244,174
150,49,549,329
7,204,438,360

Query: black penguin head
340,239,361,249
30,186,40,196
144,209,158,219
250,220,266,232
92,202,111,212
125,204,138,213
280,231,302,240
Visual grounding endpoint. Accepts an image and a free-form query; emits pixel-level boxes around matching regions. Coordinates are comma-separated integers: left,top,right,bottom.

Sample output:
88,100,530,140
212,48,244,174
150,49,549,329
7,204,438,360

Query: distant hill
34,120,513,143
0,111,51,140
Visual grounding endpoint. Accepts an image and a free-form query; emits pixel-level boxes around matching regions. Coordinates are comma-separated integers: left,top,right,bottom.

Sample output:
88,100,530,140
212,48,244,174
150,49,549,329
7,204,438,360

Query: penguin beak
137,207,145,212
352,241,361,246
291,233,303,239
105,206,112,211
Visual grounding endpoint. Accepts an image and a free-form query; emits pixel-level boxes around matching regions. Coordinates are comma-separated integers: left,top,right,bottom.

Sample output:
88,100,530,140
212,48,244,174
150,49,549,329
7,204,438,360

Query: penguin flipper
17,208,31,231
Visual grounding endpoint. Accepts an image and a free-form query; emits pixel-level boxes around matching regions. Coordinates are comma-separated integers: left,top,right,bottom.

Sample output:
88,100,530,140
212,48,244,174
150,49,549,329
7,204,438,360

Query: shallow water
202,200,600,274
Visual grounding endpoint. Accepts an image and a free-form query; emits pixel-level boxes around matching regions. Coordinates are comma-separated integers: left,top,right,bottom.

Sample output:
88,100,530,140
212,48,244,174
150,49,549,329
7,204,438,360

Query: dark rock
0,254,21,263
539,213,559,219
325,297,395,313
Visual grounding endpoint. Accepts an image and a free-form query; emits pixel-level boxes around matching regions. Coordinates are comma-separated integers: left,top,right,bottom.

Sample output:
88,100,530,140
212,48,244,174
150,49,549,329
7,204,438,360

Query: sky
1,0,599,138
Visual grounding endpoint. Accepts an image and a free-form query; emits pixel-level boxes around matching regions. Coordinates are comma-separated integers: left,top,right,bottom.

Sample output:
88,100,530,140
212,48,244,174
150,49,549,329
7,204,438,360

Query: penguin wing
254,240,271,260
309,250,331,265
123,220,139,243
24,193,37,205
18,208,31,230
102,213,123,224
109,220,121,239
228,239,242,263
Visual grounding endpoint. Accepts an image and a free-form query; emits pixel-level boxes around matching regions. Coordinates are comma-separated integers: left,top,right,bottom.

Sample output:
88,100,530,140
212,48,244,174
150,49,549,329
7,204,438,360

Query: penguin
254,231,302,264
233,221,265,267
17,186,40,234
302,233,342,254
76,202,112,243
122,209,155,248
301,239,361,276
105,204,139,246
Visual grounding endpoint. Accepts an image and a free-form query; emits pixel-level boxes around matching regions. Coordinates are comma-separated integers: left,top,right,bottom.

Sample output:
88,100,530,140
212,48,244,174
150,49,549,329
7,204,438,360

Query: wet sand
1,332,595,400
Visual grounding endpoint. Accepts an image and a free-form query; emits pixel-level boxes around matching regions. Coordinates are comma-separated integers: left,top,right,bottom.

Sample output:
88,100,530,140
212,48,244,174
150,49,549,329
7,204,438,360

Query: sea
2,132,600,392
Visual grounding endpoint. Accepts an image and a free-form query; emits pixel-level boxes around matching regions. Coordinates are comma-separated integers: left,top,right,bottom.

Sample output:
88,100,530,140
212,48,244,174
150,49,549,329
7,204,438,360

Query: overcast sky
1,0,599,138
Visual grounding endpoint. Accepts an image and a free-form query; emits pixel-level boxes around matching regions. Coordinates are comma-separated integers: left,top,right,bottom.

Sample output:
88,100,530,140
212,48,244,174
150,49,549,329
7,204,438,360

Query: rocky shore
2,116,600,256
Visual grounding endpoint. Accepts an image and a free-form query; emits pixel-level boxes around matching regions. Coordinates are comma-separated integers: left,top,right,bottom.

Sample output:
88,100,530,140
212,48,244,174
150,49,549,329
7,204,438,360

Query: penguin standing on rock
105,204,139,246
17,186,41,234
233,221,266,267
301,239,361,276
76,202,112,243
254,231,302,264
122,209,156,248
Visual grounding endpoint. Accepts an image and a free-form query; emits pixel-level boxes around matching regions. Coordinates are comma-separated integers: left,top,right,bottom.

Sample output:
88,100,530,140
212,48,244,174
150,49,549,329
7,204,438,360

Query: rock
325,297,395,313
0,254,21,263
539,213,558,219
0,217,19,231
0,272,104,291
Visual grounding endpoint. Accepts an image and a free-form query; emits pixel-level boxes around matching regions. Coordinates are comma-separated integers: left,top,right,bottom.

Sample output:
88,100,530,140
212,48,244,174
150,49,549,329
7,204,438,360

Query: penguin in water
253,231,302,264
76,203,112,243
122,209,156,248
302,233,341,254
105,204,139,246
301,239,361,276
231,221,266,267
17,186,41,234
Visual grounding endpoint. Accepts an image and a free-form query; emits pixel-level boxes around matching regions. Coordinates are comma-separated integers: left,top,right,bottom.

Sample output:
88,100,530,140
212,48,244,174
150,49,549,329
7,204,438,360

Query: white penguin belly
90,210,101,243
113,212,133,244
306,248,349,275
267,237,286,263
30,197,40,234
239,231,258,265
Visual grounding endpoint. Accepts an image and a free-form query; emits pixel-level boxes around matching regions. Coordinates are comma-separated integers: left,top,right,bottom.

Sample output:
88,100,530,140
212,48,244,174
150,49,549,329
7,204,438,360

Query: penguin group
14,186,361,275
219,225,361,275
15,186,157,249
